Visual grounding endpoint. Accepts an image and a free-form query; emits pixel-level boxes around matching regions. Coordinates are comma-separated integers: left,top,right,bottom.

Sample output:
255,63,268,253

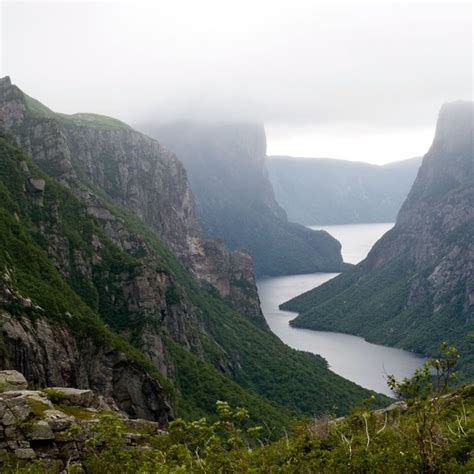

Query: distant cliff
283,101,474,380
268,156,421,225
143,122,346,276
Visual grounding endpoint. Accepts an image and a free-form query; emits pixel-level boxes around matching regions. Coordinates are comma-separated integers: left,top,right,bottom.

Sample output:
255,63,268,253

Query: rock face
143,121,346,276
0,271,173,423
284,101,474,379
0,372,164,470
0,76,263,323
268,156,421,225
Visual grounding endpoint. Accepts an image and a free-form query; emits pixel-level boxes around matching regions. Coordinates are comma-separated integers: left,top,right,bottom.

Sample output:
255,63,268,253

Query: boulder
14,447,36,459
25,420,55,440
47,387,95,407
0,370,28,392
28,178,46,193
4,398,31,424
43,410,73,431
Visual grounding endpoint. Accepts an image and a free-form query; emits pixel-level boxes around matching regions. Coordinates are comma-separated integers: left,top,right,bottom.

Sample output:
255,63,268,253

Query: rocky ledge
0,371,163,471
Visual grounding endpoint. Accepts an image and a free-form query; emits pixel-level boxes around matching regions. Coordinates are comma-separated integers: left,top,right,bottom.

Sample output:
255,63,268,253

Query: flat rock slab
48,387,95,407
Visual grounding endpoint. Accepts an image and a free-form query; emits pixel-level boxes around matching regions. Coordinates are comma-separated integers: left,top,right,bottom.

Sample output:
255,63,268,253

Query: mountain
0,78,264,323
268,156,422,225
0,77,381,429
141,122,346,276
283,101,474,379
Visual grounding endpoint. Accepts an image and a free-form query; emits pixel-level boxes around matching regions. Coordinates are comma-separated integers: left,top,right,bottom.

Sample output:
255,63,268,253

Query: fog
1,0,472,163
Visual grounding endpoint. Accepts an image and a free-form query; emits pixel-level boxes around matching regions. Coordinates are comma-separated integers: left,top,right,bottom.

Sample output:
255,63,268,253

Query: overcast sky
1,0,472,163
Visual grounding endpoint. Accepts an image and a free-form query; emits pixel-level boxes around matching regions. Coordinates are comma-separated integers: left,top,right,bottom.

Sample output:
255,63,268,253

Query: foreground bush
4,344,473,473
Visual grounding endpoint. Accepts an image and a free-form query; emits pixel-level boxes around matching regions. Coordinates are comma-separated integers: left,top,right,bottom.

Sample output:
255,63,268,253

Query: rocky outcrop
0,371,165,470
143,121,346,276
0,76,263,324
284,101,474,378
0,271,173,423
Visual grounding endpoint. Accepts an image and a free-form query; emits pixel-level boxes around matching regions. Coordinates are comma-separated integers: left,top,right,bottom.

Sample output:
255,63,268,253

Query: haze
1,0,472,163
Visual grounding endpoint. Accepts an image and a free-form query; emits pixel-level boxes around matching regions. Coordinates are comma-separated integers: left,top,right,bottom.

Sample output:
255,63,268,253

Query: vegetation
0,133,381,430
4,345,472,473
24,93,130,130
284,242,474,381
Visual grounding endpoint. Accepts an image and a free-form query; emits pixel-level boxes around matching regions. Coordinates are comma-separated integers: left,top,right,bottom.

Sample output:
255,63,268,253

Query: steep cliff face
0,220,174,423
143,121,346,276
284,101,474,379
0,76,262,323
268,156,421,225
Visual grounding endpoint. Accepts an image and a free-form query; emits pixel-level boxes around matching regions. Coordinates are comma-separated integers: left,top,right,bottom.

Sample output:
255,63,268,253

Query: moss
42,388,67,404
56,404,97,420
26,397,50,417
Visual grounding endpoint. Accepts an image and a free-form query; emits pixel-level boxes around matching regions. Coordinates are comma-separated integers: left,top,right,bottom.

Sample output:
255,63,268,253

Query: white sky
1,0,472,164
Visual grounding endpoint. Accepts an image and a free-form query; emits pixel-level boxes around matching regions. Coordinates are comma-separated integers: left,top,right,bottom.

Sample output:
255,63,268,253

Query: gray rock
14,447,36,459
4,426,24,439
43,409,73,431
1,391,54,427
7,440,30,449
47,387,94,407
25,420,55,440
2,409,18,426
0,370,28,392
29,178,46,192
1,390,51,401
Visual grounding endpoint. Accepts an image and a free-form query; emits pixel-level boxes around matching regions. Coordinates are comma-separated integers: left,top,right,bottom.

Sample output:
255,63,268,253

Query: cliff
0,76,263,324
0,78,378,428
268,156,421,225
283,101,474,379
143,121,346,276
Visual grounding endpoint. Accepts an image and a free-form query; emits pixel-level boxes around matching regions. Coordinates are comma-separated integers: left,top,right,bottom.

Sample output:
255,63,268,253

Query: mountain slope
142,122,346,276
0,77,263,324
0,78,383,429
283,101,474,380
268,156,421,225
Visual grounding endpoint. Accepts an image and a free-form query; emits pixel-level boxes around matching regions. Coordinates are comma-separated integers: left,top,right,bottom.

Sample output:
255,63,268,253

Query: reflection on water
257,222,425,395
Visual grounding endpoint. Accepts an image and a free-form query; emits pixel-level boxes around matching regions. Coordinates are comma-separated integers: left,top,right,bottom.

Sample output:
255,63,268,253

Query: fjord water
257,222,425,396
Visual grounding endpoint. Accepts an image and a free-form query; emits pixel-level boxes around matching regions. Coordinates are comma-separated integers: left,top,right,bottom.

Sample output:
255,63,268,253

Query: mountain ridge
142,121,347,276
283,100,474,379
268,155,422,225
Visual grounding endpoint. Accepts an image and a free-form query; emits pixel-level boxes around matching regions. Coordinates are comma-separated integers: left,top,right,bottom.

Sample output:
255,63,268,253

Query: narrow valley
257,223,426,395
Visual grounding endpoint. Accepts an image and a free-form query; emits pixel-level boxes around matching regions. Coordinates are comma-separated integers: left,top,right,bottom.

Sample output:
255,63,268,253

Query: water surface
257,222,425,395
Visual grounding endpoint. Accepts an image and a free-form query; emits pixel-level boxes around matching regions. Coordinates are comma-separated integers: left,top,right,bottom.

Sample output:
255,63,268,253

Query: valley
257,223,426,395
0,3,471,470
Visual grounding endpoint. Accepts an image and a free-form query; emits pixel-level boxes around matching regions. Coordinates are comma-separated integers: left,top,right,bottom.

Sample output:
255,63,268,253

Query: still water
257,222,425,395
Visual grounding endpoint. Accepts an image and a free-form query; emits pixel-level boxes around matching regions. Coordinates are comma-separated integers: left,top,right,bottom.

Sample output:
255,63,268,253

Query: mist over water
309,222,394,264
257,222,426,395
